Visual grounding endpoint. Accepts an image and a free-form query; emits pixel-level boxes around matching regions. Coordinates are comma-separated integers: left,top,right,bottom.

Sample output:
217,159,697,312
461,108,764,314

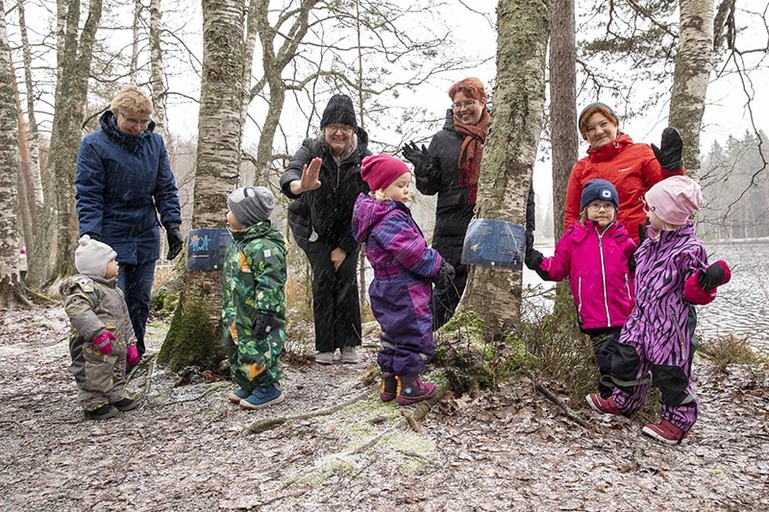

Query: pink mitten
126,345,140,368
92,330,115,355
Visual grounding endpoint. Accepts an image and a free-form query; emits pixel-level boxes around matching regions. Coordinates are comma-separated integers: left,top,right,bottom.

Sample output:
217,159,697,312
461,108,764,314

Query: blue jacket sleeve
75,139,106,238
152,137,182,228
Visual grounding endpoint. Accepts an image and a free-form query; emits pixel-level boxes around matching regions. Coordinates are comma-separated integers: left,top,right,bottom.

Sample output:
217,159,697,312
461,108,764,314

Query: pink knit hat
360,154,410,192
645,176,703,225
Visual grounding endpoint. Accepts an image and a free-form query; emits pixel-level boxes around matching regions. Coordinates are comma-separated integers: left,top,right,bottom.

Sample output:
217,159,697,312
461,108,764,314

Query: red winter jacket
539,219,636,330
564,134,684,243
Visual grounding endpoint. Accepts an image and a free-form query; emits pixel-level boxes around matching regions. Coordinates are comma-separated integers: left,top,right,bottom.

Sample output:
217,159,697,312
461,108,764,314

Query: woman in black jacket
402,77,489,330
280,94,371,364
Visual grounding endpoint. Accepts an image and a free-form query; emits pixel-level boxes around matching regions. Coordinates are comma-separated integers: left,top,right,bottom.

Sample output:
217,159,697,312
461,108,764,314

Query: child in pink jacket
525,179,636,397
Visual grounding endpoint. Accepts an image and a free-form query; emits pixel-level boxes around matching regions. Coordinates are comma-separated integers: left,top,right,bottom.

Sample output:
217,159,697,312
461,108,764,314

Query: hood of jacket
99,110,157,154
586,133,635,163
231,220,284,246
352,193,408,243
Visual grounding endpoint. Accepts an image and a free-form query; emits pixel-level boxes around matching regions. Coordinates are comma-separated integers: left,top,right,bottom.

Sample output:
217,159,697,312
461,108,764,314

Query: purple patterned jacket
620,222,709,363
352,194,443,358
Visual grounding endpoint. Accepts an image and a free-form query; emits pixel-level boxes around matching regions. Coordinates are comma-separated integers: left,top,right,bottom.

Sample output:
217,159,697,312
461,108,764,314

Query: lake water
524,239,769,356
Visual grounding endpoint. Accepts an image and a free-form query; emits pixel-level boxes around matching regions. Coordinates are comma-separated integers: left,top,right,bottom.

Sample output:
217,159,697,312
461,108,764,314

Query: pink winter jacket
539,219,637,330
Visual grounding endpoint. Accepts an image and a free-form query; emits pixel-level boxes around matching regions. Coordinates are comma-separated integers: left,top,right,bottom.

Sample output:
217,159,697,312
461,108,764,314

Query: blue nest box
461,219,525,270
186,228,231,271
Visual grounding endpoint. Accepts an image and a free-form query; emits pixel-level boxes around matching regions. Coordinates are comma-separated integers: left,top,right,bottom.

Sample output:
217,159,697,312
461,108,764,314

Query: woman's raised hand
299,157,323,192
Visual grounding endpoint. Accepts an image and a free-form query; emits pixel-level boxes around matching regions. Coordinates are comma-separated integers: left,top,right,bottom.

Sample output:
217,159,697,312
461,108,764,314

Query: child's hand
253,313,275,339
698,260,731,290
431,260,455,289
524,230,544,270
126,345,140,367
92,330,115,355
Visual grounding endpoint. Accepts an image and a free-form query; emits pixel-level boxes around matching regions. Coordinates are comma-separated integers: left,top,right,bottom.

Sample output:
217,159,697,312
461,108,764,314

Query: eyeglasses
326,124,353,134
587,203,615,212
117,111,151,128
452,100,478,111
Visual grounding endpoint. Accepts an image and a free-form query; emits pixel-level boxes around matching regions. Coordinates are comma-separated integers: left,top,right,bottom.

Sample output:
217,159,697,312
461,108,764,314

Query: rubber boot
395,374,436,405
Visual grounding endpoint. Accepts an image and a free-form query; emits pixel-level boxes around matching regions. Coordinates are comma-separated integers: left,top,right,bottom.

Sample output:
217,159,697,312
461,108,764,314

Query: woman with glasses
280,94,371,365
565,102,685,243
75,85,183,366
402,77,490,330
525,179,636,399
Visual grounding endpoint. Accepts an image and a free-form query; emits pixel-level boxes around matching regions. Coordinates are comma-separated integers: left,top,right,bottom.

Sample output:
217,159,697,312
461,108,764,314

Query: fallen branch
246,388,371,434
522,369,589,428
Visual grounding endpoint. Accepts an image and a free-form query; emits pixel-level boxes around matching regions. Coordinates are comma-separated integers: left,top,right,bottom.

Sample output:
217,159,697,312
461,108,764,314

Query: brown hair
448,77,486,101
578,103,619,139
110,85,153,115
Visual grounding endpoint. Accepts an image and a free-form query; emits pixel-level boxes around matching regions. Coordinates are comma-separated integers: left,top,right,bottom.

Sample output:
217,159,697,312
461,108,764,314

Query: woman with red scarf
564,102,685,243
402,77,490,330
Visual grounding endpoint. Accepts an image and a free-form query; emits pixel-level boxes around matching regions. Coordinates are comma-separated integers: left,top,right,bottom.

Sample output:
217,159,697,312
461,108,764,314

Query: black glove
651,127,684,171
526,182,536,232
524,231,544,271
166,226,184,260
402,141,430,170
698,260,731,291
431,260,455,290
253,313,276,339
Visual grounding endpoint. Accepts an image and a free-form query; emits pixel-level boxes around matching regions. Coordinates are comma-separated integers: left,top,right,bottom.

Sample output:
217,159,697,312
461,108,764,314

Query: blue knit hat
581,179,619,211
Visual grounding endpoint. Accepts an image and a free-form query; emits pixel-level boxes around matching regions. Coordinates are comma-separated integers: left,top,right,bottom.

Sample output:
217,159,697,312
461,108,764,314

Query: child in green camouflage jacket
223,186,287,409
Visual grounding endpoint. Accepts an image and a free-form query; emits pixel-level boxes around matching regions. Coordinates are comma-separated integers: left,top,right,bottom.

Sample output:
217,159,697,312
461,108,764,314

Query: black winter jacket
280,129,371,254
413,110,475,259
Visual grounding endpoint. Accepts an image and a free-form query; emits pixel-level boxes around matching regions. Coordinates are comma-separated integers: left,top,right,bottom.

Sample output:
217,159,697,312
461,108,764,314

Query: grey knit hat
75,235,117,278
227,186,275,226
320,94,357,129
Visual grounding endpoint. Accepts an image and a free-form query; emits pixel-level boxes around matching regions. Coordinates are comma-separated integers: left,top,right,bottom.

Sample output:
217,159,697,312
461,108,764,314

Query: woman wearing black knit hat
279,94,371,365
564,102,685,243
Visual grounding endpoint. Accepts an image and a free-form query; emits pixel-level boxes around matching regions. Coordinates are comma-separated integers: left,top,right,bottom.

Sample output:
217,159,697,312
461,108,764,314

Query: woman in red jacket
564,103,684,243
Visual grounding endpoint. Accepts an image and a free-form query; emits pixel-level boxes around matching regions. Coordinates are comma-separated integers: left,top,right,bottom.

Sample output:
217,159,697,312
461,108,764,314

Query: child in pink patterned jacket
525,179,637,398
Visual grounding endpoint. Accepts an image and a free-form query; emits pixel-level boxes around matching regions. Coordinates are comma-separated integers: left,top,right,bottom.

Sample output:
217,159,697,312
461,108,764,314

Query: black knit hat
320,94,357,129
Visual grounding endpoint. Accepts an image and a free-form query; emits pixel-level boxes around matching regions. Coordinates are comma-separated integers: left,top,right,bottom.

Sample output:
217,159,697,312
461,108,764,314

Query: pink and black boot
379,373,397,402
395,374,436,405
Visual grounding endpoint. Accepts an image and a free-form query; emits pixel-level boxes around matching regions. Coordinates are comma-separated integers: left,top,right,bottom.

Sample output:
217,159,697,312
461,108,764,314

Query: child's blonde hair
373,189,392,201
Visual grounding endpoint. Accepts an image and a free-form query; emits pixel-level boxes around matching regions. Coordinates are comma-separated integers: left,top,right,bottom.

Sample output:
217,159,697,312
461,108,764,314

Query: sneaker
340,346,359,364
642,420,689,445
314,352,334,365
112,397,140,412
228,388,250,404
84,404,118,421
240,384,285,410
586,393,623,416
396,375,436,405
379,373,397,402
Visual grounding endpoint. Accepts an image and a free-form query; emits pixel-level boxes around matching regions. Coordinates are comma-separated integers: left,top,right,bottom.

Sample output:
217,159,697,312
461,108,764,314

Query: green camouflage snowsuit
222,221,287,392
61,275,136,411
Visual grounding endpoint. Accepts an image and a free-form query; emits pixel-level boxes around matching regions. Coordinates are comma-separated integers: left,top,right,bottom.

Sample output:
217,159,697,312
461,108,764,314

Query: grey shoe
314,351,334,365
340,346,359,364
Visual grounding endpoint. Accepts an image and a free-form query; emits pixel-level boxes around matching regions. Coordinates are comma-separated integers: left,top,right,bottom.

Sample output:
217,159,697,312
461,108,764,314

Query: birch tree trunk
149,0,168,136
159,0,247,372
50,0,102,281
464,0,551,333
0,0,24,305
669,0,714,176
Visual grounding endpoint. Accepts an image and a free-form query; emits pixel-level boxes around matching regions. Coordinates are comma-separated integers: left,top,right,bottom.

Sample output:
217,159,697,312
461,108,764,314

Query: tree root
246,388,371,434
523,369,588,427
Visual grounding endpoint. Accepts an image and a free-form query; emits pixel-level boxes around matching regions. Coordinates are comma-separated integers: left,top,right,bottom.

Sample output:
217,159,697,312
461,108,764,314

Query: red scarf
454,109,490,205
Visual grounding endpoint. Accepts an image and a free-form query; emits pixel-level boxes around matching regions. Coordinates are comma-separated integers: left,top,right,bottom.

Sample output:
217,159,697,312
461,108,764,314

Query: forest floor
1,303,768,512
